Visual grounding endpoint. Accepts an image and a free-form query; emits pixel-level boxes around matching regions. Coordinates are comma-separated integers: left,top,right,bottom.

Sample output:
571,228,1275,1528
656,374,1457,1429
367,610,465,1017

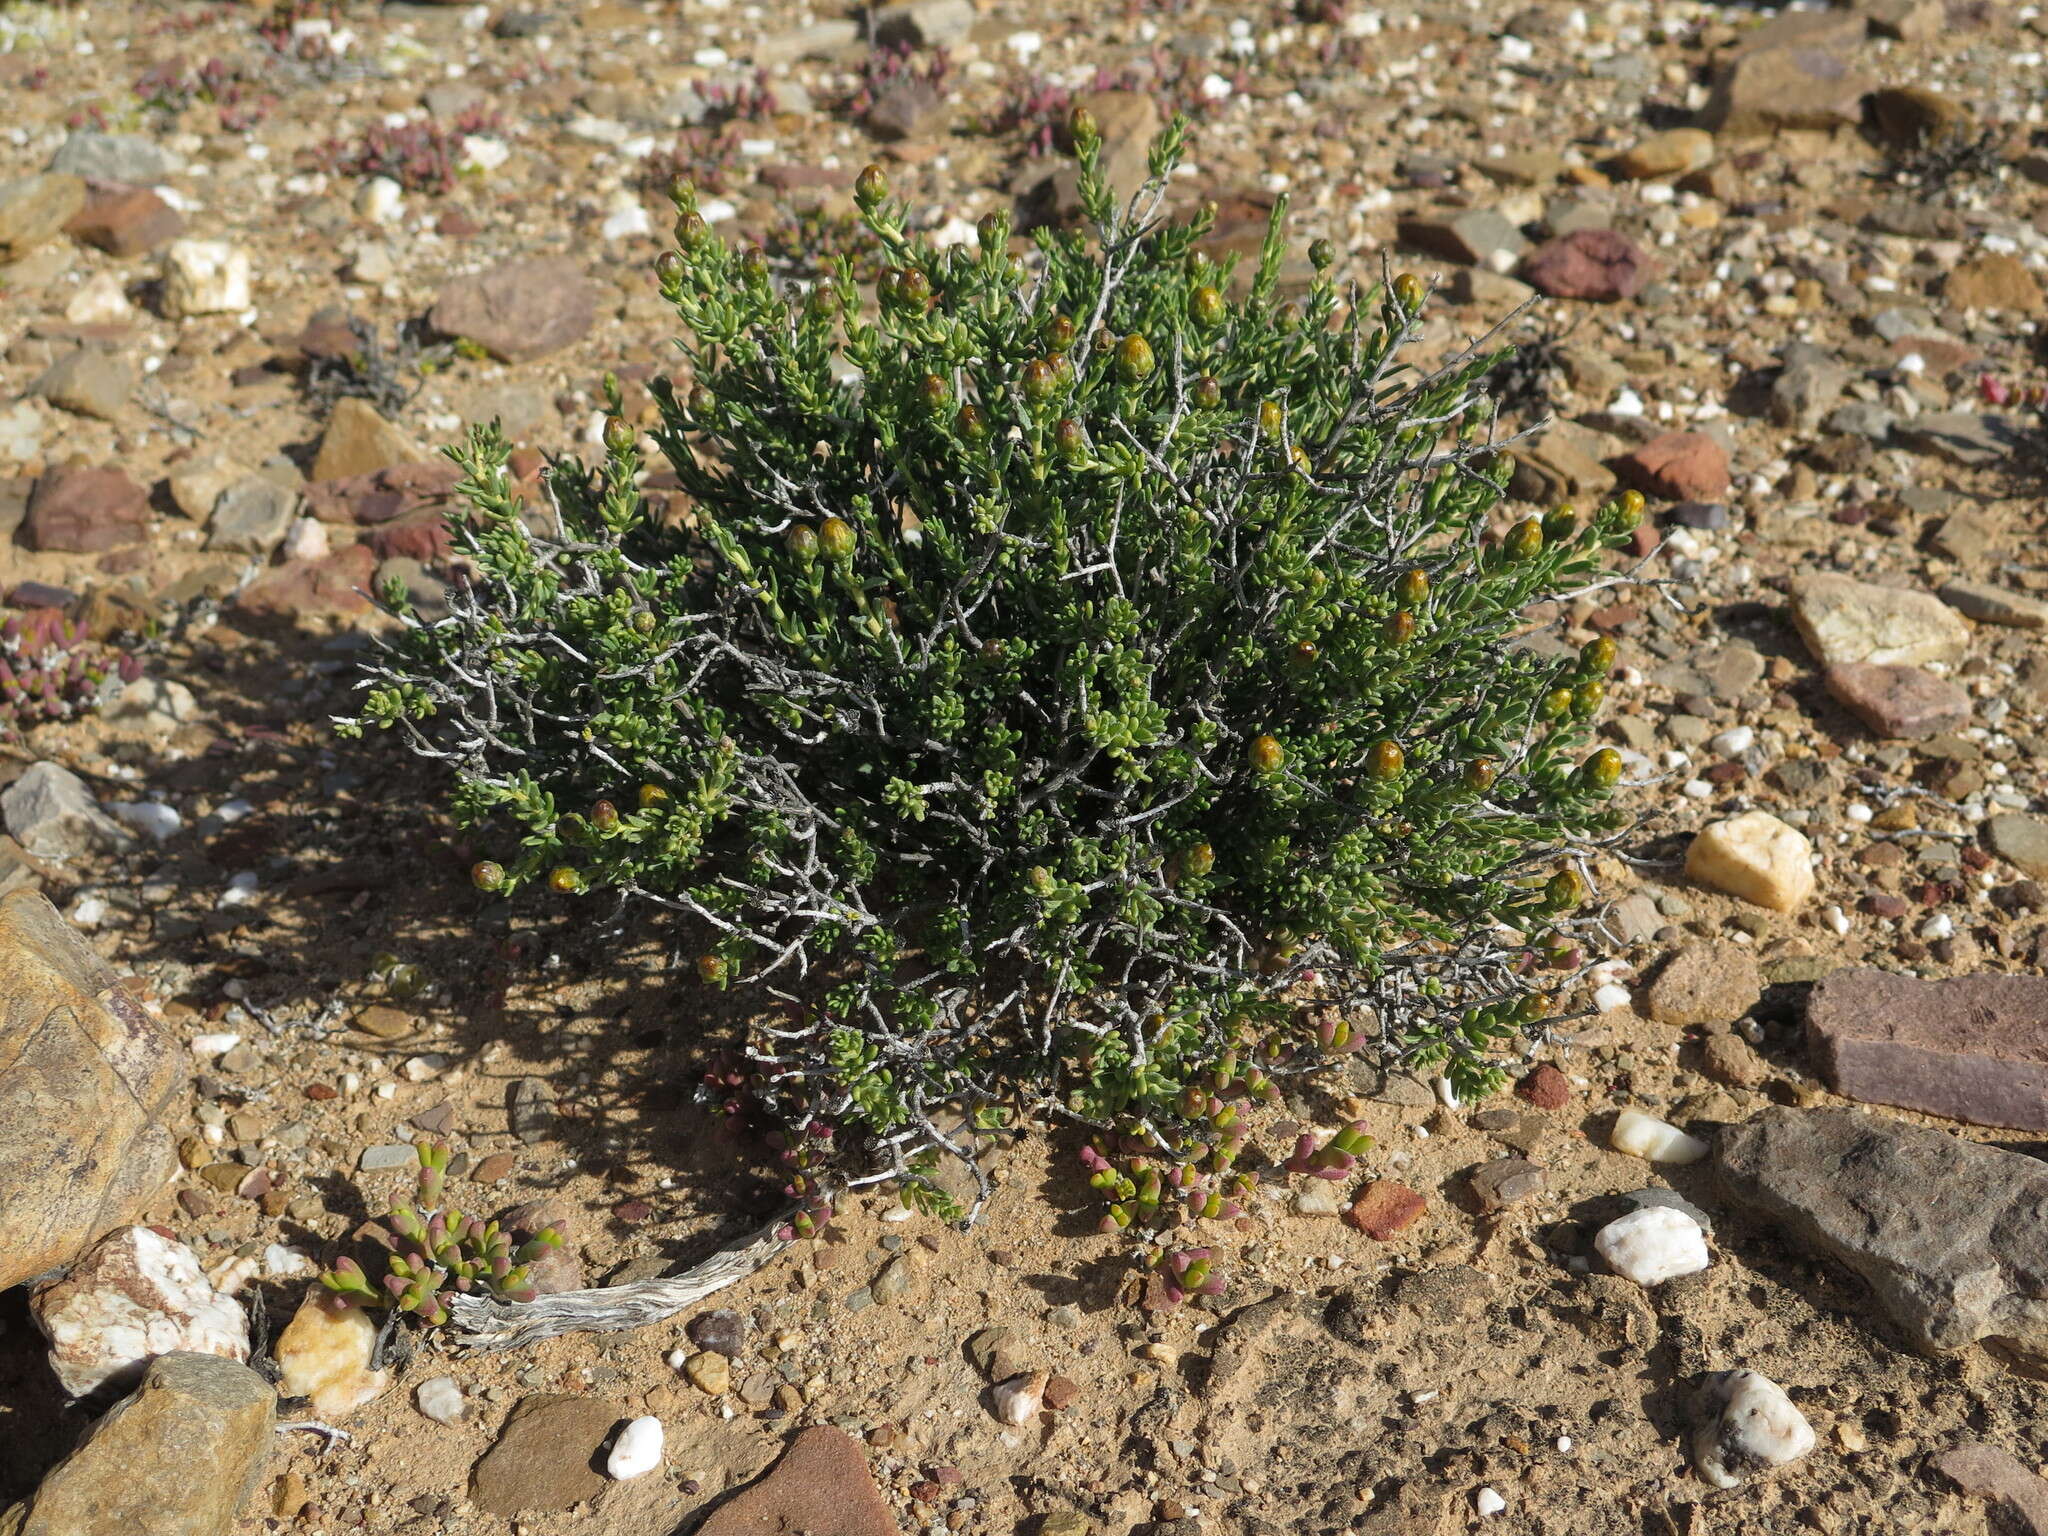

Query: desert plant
345,114,1635,1277
319,1142,560,1326
0,610,143,742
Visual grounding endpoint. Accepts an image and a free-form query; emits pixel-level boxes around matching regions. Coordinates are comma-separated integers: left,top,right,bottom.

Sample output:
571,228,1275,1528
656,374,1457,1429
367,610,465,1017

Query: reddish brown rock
429,256,597,364
1937,1442,2048,1532
695,1426,900,1536
1699,9,1874,134
66,186,184,257
1516,1063,1572,1110
1519,228,1652,302
1615,432,1730,502
21,465,149,552
469,1394,623,1516
367,510,452,564
1825,662,1970,740
301,462,464,526
1806,969,2048,1130
1345,1179,1426,1240
232,544,378,623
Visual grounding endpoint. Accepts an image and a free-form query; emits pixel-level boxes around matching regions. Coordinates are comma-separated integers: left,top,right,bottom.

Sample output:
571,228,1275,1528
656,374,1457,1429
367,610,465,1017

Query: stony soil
3,0,2048,1533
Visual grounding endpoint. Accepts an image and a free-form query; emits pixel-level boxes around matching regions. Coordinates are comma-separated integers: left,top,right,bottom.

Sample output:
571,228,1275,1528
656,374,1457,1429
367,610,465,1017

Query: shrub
345,115,1636,1260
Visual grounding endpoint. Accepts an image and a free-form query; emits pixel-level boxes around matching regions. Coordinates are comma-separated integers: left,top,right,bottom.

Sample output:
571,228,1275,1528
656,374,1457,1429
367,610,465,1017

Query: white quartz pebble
1474,1487,1507,1517
606,1415,664,1480
1594,1205,1711,1286
1691,1370,1814,1488
1611,1108,1709,1164
415,1375,467,1424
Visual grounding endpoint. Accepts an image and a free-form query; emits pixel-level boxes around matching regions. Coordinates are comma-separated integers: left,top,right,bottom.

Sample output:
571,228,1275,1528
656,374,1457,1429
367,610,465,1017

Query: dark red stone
1825,662,1971,741
233,544,378,622
21,465,149,552
1807,968,2048,1130
1519,228,1652,301
1516,1063,1572,1109
369,510,452,563
1345,1179,1426,1239
694,1426,899,1536
1615,431,1730,501
65,185,184,256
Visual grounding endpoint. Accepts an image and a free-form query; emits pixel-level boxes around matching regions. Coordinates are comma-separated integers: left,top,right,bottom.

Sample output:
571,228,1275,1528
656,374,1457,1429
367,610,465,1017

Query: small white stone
263,1244,316,1279
1593,983,1633,1013
1594,1205,1711,1286
1294,1182,1343,1216
1710,726,1754,756
992,1370,1047,1425
1610,1108,1709,1164
1919,912,1954,940
107,801,181,842
1474,1487,1507,1517
65,270,133,326
189,1031,240,1059
282,517,329,562
354,175,403,223
1691,1369,1814,1488
162,239,253,318
606,1415,664,1480
415,1375,467,1424
1685,810,1814,913
1824,904,1850,936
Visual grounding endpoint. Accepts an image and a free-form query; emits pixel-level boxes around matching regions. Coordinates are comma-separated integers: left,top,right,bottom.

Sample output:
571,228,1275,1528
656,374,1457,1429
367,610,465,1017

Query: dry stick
441,1204,800,1352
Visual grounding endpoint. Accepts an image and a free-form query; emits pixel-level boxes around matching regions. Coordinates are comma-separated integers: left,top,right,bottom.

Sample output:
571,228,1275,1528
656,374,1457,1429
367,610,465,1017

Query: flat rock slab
1825,662,1970,740
695,1426,900,1536
1937,1442,2048,1533
1789,574,1970,669
430,256,597,364
470,1394,624,1515
1807,969,2048,1130
1716,1107,2048,1370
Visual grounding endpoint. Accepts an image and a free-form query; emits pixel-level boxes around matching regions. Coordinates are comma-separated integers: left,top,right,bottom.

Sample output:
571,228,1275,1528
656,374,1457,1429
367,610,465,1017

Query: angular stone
1613,128,1714,180
1644,942,1762,1026
21,465,149,552
312,398,425,482
1808,969,2048,1130
1685,811,1814,913
1396,209,1527,268
1715,1106,2048,1370
1939,580,2048,631
1896,412,2020,468
232,544,379,624
1519,228,1651,301
1616,431,1729,502
0,1352,274,1536
65,187,184,258
47,132,185,185
1346,1179,1426,1239
167,452,250,520
205,478,299,556
0,891,180,1292
2,762,135,860
1945,254,2043,316
1468,1157,1546,1212
752,20,860,65
1824,662,1970,740
1937,1443,2048,1533
1701,13,1874,135
0,174,87,259
1867,86,1973,154
1702,1032,1772,1089
1516,1063,1571,1109
30,1226,249,1398
470,1394,625,1516
1987,816,2048,880
1768,343,1847,432
1504,427,1616,504
864,77,948,140
694,1426,900,1536
430,256,597,364
1863,0,1946,43
1789,574,1970,668
872,0,974,48
35,348,136,420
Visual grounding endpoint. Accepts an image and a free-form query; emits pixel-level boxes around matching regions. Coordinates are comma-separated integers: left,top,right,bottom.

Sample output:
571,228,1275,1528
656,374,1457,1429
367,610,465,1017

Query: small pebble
1610,1108,1709,1164
414,1376,466,1424
606,1415,664,1481
1691,1370,1814,1488
1594,1205,1711,1286
1474,1487,1506,1517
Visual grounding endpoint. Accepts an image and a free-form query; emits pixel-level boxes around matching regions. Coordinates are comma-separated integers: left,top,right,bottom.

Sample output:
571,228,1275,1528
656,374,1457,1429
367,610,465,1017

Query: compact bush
346,115,1636,1263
